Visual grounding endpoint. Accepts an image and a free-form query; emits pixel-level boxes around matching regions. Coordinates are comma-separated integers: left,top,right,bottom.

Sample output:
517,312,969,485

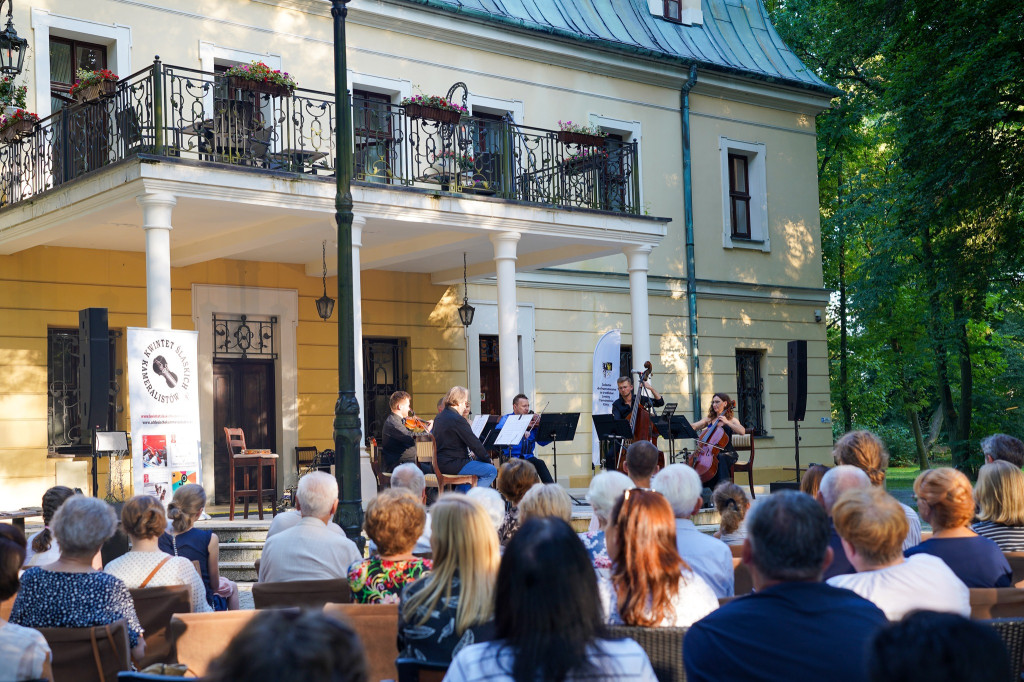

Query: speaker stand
793,419,801,483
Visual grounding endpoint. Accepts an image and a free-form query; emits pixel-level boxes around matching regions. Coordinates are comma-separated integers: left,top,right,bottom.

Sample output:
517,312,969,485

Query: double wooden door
213,360,276,504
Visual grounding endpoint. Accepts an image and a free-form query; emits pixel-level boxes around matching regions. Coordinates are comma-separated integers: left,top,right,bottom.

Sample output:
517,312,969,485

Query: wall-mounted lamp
814,309,822,323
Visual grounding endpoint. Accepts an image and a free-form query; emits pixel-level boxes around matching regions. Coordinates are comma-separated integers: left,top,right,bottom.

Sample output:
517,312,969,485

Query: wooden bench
0,508,42,530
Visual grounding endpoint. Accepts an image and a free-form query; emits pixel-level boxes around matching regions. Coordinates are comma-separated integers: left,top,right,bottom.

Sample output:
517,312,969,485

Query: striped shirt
972,521,1024,552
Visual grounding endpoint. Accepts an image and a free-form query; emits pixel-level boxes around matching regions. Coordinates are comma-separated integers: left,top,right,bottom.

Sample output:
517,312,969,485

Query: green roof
400,0,839,95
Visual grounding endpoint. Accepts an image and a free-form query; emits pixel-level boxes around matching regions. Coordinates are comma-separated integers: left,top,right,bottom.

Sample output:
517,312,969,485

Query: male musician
381,390,430,473
433,386,497,490
612,375,664,420
496,394,554,484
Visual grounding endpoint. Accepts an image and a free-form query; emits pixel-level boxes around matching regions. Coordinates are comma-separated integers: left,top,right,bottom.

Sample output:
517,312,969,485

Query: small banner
127,328,202,504
591,329,621,466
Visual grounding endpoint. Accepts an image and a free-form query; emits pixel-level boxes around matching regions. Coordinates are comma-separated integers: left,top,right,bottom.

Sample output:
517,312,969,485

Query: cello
688,400,735,484
615,361,663,471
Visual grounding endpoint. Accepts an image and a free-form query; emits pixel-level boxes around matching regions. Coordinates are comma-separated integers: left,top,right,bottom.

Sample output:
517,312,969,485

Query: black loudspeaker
78,308,111,446
787,340,808,422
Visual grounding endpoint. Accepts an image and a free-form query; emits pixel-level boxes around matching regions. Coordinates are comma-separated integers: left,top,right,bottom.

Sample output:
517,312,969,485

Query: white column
624,245,653,367
137,193,177,330
491,232,521,412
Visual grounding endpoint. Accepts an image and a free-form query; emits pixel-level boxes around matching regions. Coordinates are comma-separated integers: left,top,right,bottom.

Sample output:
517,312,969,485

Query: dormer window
663,0,682,22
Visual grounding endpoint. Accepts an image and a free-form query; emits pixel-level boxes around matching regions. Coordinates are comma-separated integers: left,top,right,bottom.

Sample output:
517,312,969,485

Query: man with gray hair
982,434,1024,469
258,471,360,582
368,463,433,555
684,491,886,682
652,464,733,597
816,465,871,580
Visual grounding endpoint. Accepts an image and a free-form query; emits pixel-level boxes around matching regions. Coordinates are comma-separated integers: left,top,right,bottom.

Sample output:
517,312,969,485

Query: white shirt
599,569,719,627
901,502,922,551
827,553,970,620
444,638,657,682
22,532,59,568
0,620,51,682
267,509,345,538
368,510,432,556
675,518,735,598
258,516,361,583
104,549,213,613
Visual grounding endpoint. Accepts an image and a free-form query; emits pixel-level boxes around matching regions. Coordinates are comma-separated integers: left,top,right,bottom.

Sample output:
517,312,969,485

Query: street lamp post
331,0,363,544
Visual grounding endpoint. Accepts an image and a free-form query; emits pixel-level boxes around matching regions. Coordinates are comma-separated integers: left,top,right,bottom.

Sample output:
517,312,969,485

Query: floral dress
579,530,611,571
348,557,432,604
398,573,496,663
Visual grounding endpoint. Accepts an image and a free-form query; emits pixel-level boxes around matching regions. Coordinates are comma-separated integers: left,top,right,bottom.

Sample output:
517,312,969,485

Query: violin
404,414,431,432
689,400,736,484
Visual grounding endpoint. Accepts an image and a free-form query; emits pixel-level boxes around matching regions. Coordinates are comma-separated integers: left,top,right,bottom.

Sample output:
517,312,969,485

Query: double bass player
611,375,664,419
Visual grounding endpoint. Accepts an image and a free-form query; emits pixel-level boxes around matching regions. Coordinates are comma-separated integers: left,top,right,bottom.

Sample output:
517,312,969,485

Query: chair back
295,446,319,474
129,585,192,668
970,588,1024,619
168,610,260,676
37,619,131,682
414,435,441,490
728,544,743,559
224,427,247,458
368,440,391,492
252,578,352,609
733,557,754,596
323,602,400,682
981,617,1024,682
1005,552,1024,587
606,625,688,682
396,658,448,682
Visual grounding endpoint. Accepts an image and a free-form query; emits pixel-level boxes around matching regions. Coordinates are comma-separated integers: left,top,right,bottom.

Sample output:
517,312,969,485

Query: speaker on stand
787,340,808,484
78,308,111,451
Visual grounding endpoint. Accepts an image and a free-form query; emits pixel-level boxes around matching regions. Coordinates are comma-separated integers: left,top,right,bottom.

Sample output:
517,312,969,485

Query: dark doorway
213,360,276,504
363,338,408,445
479,335,501,416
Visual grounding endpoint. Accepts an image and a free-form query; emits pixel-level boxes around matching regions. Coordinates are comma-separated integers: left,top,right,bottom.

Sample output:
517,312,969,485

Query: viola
404,415,431,432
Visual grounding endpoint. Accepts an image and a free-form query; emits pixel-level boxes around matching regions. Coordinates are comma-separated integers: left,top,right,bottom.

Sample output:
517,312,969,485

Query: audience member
445,517,657,682
433,386,497,490
683,491,886,682
11,496,145,661
833,430,922,549
348,489,431,603
366,463,432,555
399,495,499,663
827,487,969,620
104,495,212,613
267,497,344,539
23,486,77,568
495,459,540,545
258,472,360,583
981,433,1024,468
0,524,52,682
603,489,718,626
817,465,872,579
623,440,660,489
205,609,367,682
868,611,1011,682
579,471,634,575
906,467,1012,587
800,464,829,498
972,460,1024,551
466,487,505,535
518,483,572,525
159,484,240,609
652,464,734,598
712,481,749,545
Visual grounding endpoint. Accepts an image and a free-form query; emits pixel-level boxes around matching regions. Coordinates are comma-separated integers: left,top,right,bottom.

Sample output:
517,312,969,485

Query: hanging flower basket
74,80,118,104
229,75,293,98
405,103,462,125
0,109,39,142
557,130,607,147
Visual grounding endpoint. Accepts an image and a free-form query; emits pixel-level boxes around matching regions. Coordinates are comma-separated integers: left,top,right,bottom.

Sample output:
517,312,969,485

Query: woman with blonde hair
158,484,239,610
399,495,500,663
833,430,922,549
518,483,572,525
973,460,1024,551
905,468,1011,587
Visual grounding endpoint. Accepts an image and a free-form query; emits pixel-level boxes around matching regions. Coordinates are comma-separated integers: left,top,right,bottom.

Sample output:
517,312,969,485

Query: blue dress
10,568,143,648
158,528,225,610
904,535,1013,588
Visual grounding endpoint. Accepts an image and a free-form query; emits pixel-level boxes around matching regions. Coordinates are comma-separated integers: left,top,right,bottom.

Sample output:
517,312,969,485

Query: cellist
691,392,746,491
611,375,664,419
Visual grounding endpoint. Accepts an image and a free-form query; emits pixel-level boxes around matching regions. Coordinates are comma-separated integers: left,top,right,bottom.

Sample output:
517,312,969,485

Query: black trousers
524,456,554,484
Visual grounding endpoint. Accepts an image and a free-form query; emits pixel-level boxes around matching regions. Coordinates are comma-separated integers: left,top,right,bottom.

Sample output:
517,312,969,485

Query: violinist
381,391,431,473
691,393,745,490
497,394,554,483
611,375,664,420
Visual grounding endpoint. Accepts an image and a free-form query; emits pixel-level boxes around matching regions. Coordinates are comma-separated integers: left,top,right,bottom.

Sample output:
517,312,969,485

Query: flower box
0,118,34,142
557,130,607,147
405,103,462,125
229,76,293,99
74,80,118,104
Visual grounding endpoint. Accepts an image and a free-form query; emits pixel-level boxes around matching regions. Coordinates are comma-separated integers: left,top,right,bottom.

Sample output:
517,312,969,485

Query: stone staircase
196,518,271,583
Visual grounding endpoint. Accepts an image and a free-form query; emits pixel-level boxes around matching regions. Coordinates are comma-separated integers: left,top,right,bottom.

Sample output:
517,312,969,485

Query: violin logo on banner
138,338,192,405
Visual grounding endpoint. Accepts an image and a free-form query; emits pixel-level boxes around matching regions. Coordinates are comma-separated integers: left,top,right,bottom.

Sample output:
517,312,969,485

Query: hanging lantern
315,240,335,321
458,251,475,327
0,2,27,76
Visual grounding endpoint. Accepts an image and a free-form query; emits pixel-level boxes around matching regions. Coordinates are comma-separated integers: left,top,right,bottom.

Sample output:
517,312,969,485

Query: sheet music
471,414,490,438
494,414,532,446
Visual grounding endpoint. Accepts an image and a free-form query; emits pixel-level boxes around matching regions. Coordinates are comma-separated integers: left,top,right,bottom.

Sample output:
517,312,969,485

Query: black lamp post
330,0,363,544
0,0,27,76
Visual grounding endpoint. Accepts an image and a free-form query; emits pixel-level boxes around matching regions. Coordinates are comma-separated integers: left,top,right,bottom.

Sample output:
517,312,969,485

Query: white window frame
199,42,283,135
719,136,769,252
467,94,524,123
348,72,412,181
644,0,703,25
31,9,132,120
590,114,644,209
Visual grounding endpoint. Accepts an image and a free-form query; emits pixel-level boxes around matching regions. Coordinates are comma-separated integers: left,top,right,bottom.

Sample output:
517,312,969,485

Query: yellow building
0,0,836,507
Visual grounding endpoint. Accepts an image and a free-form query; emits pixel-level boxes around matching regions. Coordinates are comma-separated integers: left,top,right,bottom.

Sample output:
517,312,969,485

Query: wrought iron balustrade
0,61,639,215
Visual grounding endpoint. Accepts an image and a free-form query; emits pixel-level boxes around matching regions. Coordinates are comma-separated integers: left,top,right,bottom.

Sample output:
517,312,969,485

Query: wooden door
479,335,501,417
213,360,276,504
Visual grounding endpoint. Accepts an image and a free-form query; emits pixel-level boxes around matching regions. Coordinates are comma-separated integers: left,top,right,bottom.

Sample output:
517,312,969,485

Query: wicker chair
606,625,688,682
981,617,1024,682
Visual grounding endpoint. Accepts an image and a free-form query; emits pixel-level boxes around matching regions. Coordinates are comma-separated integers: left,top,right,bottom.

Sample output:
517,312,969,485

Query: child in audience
348,489,431,604
23,486,77,568
712,482,749,545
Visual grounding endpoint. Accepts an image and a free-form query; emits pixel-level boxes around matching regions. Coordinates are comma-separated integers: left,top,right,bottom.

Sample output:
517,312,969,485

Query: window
663,0,682,21
619,345,633,381
48,328,119,453
735,349,766,436
50,37,107,113
719,138,769,251
354,89,396,184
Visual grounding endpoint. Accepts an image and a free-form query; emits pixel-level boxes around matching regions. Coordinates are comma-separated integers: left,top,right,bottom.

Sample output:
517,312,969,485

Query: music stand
592,414,633,471
653,403,677,463
92,430,129,498
535,413,581,502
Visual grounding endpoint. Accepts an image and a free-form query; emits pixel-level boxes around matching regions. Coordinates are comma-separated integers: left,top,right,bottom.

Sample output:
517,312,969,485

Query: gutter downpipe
681,64,701,421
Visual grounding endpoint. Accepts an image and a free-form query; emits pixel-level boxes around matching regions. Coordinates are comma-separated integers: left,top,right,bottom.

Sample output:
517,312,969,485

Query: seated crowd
2,429,1024,682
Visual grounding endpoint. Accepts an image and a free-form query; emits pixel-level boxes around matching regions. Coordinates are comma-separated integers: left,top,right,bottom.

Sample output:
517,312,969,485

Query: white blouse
599,569,718,627
0,620,51,681
104,550,212,613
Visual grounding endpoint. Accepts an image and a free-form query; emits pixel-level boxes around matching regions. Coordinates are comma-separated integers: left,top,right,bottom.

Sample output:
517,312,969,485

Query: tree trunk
952,296,973,472
908,407,929,470
921,231,958,445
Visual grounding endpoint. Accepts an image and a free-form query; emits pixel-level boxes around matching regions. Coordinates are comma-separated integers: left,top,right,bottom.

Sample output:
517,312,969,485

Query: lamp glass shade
315,293,336,321
0,23,27,76
458,300,475,327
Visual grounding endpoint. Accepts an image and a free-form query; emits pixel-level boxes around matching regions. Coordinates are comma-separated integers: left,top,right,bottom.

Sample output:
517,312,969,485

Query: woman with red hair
602,489,717,627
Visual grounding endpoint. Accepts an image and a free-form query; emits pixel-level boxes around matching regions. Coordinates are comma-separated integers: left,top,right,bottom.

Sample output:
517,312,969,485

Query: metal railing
0,61,640,214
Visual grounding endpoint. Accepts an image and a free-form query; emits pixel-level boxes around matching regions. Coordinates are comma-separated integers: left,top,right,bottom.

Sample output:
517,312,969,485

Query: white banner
591,329,621,466
127,328,202,505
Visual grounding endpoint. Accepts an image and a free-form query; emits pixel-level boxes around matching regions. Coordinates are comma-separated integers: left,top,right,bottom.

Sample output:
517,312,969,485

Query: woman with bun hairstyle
104,495,212,613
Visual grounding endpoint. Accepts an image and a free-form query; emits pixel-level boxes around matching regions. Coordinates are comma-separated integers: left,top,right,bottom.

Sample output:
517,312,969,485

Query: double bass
615,361,663,471
688,400,735,484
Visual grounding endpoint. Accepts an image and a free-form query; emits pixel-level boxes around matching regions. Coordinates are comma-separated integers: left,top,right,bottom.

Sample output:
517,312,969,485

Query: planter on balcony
405,103,462,125
0,118,34,142
557,130,607,147
562,154,607,175
229,76,293,99
74,80,117,104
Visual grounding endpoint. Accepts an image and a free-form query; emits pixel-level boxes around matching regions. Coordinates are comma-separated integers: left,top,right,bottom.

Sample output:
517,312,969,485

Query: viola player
382,390,431,473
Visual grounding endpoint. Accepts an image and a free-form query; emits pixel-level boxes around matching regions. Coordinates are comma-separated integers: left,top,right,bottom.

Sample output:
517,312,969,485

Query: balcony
0,62,640,215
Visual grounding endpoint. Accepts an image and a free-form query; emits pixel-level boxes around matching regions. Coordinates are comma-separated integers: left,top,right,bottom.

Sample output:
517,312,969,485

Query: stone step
219,541,264,563
196,519,272,543
220,560,258,583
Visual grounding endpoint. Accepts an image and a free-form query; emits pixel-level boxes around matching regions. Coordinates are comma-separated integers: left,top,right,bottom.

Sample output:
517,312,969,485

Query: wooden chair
295,445,319,477
969,588,1024,619
368,439,392,492
606,625,688,682
37,619,131,682
729,434,756,499
413,434,442,495
224,427,278,521
168,610,261,676
733,557,754,596
396,658,448,682
415,433,478,491
323,602,399,682
1005,552,1024,587
129,585,192,668
982,617,1024,682
252,578,352,609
